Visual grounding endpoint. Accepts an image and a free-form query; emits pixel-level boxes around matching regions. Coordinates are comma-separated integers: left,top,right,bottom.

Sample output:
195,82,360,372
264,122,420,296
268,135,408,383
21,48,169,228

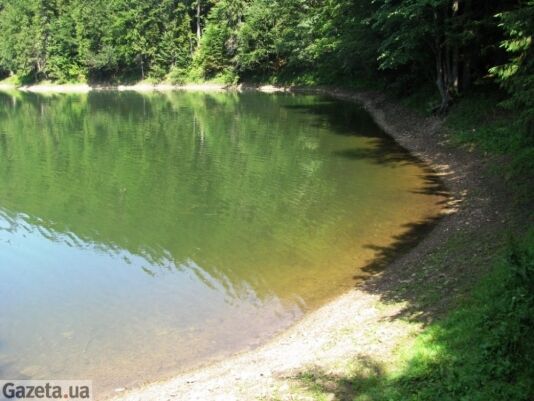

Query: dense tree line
0,0,198,82
0,0,532,121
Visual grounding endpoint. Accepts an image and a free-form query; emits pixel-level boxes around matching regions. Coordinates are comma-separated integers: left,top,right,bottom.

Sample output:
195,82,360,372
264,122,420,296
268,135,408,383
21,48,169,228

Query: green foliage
372,0,439,71
193,0,247,79
108,0,193,80
322,0,380,82
490,1,534,135
0,0,193,82
45,3,84,82
235,0,278,76
167,66,189,84
0,0,43,80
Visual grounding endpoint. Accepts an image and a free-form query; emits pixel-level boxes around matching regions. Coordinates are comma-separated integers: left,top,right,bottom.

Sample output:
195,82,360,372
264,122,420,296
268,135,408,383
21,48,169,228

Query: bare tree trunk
433,9,452,115
436,47,451,115
452,0,460,93
196,0,202,44
452,46,459,93
445,42,453,90
461,0,472,91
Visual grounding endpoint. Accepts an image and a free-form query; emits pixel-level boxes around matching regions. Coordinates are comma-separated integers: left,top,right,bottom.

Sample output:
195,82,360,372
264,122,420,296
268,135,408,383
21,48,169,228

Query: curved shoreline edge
109,86,506,401
102,86,503,401
1,83,501,400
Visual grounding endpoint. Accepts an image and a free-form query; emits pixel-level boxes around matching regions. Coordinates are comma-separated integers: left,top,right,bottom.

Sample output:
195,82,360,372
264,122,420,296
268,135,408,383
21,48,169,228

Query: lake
0,90,444,395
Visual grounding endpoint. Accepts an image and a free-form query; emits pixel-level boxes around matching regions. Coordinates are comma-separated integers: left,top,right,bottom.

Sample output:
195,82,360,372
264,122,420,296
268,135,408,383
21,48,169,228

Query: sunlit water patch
0,90,445,395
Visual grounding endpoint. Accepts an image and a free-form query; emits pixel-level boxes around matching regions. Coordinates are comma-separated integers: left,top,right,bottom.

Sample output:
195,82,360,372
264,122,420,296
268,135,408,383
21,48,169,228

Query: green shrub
211,68,238,85
167,66,189,84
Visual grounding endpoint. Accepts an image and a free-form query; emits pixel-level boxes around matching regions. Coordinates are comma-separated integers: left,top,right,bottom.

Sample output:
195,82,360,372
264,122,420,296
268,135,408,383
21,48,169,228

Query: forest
0,0,532,119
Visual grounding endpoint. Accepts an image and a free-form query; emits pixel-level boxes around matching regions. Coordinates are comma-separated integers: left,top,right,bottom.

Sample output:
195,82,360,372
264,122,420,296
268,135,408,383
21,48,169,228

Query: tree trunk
461,0,472,91
433,9,452,115
452,45,459,93
451,0,460,93
436,48,451,115
196,0,201,44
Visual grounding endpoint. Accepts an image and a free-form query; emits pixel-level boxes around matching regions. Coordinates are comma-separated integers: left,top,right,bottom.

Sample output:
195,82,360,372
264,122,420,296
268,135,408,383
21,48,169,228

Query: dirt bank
101,87,509,401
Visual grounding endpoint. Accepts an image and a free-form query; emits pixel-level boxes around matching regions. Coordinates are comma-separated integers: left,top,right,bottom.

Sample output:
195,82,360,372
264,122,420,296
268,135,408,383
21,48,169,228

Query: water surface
0,90,443,394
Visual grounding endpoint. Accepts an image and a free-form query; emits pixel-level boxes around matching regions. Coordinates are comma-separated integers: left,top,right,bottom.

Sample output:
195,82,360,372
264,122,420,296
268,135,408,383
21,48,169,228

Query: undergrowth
446,91,534,187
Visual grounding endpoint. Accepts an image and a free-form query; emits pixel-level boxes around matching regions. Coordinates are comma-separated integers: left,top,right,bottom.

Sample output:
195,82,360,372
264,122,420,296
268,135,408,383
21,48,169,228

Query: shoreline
0,83,504,400
0,82,293,93
100,87,504,400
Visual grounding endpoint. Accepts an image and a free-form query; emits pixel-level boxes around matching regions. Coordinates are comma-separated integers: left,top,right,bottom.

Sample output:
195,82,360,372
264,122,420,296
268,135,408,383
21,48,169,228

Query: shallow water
0,90,443,394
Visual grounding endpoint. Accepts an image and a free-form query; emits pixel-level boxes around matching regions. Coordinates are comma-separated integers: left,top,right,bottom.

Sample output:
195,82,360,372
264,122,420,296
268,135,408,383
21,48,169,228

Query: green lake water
0,90,444,394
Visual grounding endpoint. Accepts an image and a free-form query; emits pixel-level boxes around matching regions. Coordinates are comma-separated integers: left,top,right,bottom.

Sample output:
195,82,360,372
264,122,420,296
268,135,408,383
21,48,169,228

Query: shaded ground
106,88,516,401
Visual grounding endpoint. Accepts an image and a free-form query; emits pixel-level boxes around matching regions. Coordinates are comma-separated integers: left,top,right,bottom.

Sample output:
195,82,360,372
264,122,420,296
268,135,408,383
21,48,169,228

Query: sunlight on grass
295,230,534,401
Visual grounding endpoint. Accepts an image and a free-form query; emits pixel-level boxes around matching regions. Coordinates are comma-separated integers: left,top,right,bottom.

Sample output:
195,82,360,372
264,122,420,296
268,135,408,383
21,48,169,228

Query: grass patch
297,231,534,401
446,90,534,191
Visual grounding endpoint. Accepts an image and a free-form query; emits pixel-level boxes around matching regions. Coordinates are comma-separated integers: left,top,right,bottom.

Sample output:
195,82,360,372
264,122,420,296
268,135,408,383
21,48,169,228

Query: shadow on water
285,99,454,319
347,163,451,323
308,99,456,321
354,214,445,321
343,133,452,321
355,217,442,280
283,98,383,138
307,98,456,320
335,141,450,203
284,97,449,197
